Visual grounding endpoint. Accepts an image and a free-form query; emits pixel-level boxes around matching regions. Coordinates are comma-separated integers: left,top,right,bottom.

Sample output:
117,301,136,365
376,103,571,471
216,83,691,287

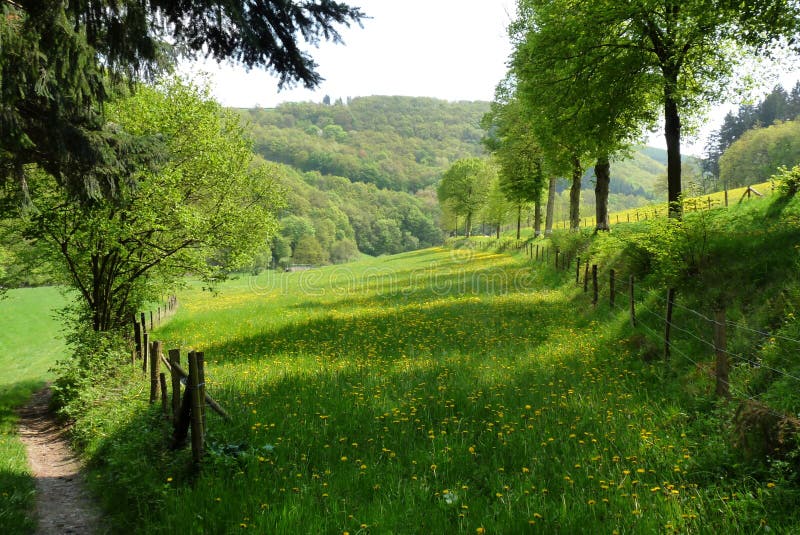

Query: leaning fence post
188,351,204,467
629,275,636,327
150,340,162,404
664,288,676,360
576,257,581,285
714,308,730,399
592,265,598,306
169,349,181,423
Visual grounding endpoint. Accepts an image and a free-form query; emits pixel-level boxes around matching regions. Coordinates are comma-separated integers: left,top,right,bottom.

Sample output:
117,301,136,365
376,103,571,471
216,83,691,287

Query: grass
67,193,800,534
0,286,70,533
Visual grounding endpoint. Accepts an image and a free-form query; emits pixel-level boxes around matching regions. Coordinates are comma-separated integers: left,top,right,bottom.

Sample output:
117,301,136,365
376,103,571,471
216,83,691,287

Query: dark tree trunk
664,71,683,219
545,176,556,235
516,204,521,240
569,155,582,232
496,225,500,239
594,154,611,232
534,198,542,237
465,212,472,238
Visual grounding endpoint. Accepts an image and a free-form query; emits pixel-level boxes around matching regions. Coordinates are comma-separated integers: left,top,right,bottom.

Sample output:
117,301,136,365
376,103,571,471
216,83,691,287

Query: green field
0,286,70,533
62,194,800,534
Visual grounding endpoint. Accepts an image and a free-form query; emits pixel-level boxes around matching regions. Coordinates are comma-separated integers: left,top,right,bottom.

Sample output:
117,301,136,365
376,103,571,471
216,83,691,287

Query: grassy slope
71,194,800,533
0,287,69,533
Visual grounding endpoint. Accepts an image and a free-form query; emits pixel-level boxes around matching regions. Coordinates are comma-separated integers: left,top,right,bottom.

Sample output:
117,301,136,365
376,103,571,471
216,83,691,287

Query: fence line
129,295,228,471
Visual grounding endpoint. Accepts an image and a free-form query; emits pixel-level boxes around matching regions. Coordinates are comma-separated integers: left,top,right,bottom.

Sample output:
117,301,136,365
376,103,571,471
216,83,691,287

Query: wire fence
568,257,800,422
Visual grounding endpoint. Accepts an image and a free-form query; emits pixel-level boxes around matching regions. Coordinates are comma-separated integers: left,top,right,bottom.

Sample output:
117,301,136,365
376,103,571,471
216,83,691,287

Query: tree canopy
510,0,800,218
0,1,364,200
437,158,495,237
12,79,283,331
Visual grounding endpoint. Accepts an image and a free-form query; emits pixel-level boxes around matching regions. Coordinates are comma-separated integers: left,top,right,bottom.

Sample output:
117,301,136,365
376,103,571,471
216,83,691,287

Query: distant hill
237,96,703,260
238,96,489,192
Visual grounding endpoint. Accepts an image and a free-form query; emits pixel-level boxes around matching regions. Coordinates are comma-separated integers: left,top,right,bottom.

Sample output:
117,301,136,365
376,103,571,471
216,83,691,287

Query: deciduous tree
14,79,283,331
437,158,494,238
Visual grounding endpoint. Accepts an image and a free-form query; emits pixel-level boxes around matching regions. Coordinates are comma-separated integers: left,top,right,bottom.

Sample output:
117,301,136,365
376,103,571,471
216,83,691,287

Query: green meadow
65,194,800,534
0,286,69,533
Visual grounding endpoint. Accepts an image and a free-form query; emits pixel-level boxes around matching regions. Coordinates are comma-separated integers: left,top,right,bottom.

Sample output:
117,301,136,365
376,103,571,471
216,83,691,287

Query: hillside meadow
60,192,800,534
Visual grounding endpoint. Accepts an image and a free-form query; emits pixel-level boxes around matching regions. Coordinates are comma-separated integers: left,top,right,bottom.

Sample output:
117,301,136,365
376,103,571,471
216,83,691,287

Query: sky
190,0,517,107
186,0,799,158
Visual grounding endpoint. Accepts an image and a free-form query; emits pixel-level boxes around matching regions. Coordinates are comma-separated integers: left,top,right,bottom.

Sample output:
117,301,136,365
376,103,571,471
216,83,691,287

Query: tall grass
72,209,800,534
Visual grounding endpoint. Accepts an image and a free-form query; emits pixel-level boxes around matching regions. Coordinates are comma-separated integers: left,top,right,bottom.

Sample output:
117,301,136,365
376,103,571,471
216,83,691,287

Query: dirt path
17,386,103,535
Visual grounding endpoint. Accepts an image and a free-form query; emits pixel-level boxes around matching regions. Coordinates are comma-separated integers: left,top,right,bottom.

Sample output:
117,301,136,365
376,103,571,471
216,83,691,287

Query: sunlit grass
70,244,798,534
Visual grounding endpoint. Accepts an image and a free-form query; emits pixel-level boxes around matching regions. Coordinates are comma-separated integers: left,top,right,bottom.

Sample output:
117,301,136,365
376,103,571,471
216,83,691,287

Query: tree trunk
465,212,472,238
664,70,683,219
594,154,611,232
569,155,582,232
545,176,556,235
534,198,542,237
516,204,521,240
496,225,500,239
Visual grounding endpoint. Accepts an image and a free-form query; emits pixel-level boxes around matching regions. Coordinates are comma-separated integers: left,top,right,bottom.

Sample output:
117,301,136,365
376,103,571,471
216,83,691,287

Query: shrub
773,165,800,197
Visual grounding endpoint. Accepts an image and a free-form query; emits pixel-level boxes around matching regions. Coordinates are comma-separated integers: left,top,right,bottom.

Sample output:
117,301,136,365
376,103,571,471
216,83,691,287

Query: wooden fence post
150,340,162,404
629,275,636,327
610,269,615,308
188,351,204,466
150,310,154,331
169,349,181,423
664,288,676,360
592,265,598,306
714,308,730,398
140,313,147,334
142,332,149,373
197,352,207,430
576,257,581,285
583,260,590,293
159,372,169,416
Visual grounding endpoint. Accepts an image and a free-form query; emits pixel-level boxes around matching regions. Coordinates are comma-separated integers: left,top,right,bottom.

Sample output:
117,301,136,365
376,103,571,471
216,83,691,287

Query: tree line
441,0,800,233
703,83,800,189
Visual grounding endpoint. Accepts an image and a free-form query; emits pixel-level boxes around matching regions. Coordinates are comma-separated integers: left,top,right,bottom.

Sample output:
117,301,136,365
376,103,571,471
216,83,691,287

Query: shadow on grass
0,470,35,535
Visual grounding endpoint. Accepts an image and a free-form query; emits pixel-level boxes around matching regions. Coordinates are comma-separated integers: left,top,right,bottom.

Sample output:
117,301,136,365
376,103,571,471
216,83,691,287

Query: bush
50,326,130,420
772,165,800,197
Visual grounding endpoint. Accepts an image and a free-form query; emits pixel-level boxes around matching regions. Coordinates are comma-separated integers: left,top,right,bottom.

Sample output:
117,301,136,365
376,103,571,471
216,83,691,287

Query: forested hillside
239,96,489,192
264,161,442,265
240,96,695,259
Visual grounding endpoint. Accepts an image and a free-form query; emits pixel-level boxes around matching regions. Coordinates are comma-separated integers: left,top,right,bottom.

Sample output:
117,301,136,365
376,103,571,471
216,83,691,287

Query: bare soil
17,386,103,535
